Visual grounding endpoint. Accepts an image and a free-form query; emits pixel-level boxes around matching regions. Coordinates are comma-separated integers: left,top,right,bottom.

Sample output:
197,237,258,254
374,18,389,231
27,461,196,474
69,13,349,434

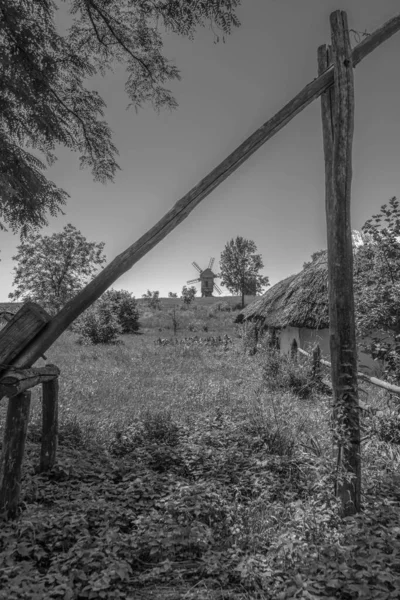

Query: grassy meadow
1,298,400,599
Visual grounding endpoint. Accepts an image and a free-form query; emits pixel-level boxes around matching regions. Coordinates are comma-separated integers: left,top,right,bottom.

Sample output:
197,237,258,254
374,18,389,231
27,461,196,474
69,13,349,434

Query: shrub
75,302,123,345
373,411,400,445
101,288,140,333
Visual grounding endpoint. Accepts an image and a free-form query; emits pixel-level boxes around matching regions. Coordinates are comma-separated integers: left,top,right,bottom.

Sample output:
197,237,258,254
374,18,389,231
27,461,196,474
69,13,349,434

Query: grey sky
1,0,399,300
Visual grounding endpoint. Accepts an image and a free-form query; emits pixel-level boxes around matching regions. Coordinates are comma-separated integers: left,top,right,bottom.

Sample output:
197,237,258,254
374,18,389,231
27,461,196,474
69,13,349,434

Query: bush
101,289,140,333
75,302,123,345
373,411,400,445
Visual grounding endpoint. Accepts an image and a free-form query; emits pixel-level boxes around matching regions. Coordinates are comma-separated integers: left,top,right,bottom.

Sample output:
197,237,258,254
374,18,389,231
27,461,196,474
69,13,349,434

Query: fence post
40,377,59,472
312,344,322,380
290,338,298,361
0,391,31,520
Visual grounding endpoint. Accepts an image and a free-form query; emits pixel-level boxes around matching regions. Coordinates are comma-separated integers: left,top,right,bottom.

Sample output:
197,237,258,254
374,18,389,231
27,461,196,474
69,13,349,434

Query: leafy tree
8,223,106,314
168,292,178,298
101,288,139,333
142,289,160,310
1,0,241,237
181,285,197,305
354,197,400,381
219,236,269,308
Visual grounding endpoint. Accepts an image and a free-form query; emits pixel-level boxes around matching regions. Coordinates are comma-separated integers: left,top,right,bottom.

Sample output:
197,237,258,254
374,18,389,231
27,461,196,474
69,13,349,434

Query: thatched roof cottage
235,253,382,375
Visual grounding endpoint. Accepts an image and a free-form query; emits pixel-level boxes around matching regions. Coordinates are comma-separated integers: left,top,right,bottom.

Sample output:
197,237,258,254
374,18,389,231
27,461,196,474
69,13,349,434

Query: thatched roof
235,254,329,329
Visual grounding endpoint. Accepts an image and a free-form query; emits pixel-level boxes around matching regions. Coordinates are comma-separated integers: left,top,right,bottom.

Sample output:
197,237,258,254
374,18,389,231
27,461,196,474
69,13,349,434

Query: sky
1,0,400,301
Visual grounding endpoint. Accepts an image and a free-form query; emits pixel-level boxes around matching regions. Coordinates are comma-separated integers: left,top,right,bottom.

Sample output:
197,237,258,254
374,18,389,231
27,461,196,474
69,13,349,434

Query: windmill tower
187,258,222,297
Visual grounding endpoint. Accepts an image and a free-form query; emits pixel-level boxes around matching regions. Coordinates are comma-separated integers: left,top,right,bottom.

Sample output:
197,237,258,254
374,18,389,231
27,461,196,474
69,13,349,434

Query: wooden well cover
0,302,52,375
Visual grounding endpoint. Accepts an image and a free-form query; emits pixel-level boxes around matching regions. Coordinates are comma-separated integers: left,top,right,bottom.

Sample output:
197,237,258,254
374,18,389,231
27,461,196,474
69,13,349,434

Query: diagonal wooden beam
4,12,400,374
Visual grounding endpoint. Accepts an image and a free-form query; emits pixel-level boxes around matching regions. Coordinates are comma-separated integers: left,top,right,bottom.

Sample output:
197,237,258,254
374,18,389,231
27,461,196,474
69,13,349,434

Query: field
1,299,400,599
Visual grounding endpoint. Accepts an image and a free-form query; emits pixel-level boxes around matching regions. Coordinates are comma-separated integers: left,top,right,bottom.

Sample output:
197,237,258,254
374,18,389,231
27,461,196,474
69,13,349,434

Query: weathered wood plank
0,391,31,520
4,12,400,374
327,10,360,516
0,364,60,398
40,377,59,472
0,302,51,378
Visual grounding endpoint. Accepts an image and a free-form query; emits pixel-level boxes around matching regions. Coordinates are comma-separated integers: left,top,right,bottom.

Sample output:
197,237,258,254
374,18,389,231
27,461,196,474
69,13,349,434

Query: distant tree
142,290,161,310
219,236,269,308
181,285,197,305
1,0,240,237
8,223,106,314
168,292,178,298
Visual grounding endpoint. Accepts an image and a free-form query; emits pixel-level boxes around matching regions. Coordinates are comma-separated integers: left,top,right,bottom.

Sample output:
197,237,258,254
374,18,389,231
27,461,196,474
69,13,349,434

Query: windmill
187,257,222,297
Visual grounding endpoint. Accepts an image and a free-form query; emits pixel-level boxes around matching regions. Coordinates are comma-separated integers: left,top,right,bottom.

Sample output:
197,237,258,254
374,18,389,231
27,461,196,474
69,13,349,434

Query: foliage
2,311,400,598
181,285,197,305
75,300,123,345
219,236,269,307
142,289,161,310
303,248,327,269
354,197,400,382
168,292,178,298
262,348,328,400
8,223,106,314
101,288,139,333
0,0,241,237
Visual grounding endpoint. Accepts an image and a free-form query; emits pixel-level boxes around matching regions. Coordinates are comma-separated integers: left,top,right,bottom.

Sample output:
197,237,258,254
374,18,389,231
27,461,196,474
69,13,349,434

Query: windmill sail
187,278,201,284
208,257,215,270
192,261,202,273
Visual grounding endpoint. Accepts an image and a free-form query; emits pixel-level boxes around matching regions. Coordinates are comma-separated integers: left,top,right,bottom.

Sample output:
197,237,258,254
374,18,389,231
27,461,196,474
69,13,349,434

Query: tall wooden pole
326,11,361,515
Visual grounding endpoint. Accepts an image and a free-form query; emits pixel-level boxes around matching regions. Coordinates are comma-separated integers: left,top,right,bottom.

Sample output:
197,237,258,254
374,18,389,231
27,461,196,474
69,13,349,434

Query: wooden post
325,11,361,515
312,344,322,380
290,338,298,361
0,391,31,520
40,377,59,472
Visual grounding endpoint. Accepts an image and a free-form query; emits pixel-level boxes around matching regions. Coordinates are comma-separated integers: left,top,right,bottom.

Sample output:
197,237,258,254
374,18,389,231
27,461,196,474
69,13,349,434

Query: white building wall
278,326,384,376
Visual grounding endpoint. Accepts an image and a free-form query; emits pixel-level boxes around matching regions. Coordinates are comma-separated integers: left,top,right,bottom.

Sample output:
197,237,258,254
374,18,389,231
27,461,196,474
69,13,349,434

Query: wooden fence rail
298,346,400,396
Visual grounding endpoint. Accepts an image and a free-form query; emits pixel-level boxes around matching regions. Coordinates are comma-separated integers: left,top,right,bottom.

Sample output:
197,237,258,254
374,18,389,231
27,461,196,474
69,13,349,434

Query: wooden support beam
0,391,31,520
328,10,361,516
0,364,60,398
40,378,59,472
2,12,400,376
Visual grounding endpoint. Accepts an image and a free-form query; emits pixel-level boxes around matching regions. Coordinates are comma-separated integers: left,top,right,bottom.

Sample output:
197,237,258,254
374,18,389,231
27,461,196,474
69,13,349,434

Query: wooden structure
0,304,60,520
187,259,222,297
0,11,399,518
